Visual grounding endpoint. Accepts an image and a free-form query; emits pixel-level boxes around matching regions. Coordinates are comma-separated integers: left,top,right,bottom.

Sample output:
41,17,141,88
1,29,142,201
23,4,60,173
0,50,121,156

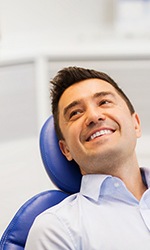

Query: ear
59,140,73,161
133,113,141,138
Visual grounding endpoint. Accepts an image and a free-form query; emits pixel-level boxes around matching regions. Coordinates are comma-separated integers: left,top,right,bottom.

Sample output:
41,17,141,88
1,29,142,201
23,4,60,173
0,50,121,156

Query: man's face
58,79,141,175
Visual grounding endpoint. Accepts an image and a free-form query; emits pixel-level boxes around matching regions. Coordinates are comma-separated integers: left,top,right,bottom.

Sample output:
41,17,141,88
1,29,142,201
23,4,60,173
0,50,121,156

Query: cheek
113,107,131,124
64,125,80,147
121,116,138,138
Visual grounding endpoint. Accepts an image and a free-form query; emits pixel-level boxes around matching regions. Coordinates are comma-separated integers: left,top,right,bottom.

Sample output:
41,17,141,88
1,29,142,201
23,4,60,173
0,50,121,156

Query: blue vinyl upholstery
0,115,82,249
40,115,82,193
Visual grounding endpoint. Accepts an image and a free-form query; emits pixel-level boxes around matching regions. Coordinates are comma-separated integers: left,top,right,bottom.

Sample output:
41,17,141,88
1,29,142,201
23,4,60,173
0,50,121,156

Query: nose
85,106,106,127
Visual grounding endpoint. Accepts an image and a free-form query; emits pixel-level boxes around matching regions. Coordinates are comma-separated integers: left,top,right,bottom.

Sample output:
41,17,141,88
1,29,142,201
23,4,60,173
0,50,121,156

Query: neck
120,168,147,200
111,156,147,201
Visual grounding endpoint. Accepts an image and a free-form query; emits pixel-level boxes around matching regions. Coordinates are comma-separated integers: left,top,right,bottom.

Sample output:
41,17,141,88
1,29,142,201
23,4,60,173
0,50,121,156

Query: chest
70,199,150,250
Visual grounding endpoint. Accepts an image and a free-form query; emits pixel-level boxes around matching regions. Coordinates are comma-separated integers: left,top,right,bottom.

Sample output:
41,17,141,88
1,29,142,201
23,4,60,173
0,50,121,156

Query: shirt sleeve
25,212,75,250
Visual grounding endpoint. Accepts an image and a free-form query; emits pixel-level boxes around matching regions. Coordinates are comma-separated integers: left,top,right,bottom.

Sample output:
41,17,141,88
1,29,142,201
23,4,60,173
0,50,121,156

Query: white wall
0,0,115,50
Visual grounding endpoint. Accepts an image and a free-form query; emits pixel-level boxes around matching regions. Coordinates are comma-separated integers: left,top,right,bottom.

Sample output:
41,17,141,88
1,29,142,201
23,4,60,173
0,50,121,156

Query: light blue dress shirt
25,167,150,249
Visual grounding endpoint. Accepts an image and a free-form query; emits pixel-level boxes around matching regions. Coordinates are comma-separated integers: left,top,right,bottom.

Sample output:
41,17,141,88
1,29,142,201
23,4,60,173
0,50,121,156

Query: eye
99,99,110,106
69,109,83,119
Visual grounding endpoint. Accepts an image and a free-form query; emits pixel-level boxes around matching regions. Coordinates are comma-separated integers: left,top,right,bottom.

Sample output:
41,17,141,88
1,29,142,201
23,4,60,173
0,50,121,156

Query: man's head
50,66,141,175
51,66,135,140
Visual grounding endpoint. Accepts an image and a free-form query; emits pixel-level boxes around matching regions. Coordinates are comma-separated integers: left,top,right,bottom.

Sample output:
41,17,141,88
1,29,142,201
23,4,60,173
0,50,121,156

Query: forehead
58,78,119,108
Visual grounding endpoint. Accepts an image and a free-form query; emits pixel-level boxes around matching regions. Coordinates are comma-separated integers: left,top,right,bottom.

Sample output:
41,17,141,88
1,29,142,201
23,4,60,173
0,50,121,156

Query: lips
86,128,115,141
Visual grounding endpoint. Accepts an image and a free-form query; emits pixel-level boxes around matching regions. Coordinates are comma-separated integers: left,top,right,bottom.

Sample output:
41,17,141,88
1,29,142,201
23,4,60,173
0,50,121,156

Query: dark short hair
50,66,135,140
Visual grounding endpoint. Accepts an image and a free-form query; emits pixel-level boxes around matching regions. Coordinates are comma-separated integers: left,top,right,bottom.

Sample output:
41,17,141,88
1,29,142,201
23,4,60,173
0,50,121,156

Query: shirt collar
80,174,111,201
80,167,150,202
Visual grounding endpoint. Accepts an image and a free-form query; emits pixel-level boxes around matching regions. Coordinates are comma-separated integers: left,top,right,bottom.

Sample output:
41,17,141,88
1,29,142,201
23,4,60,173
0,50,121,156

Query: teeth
90,130,112,140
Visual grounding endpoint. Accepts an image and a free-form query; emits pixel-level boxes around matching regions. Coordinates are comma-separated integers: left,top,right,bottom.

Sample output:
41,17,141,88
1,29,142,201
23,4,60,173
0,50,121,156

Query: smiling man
25,67,150,249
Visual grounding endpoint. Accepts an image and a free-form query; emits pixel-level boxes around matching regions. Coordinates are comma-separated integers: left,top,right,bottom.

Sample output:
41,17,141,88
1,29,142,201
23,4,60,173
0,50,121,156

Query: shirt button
114,182,120,188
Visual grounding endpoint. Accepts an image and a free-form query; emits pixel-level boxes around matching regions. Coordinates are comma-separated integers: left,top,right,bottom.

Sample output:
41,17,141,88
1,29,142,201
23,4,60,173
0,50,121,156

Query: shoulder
25,193,79,249
32,192,80,229
46,192,78,210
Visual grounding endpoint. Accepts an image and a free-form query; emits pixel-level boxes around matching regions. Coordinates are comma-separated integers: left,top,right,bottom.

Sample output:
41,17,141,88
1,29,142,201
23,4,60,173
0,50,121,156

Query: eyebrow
94,91,115,99
64,100,81,116
63,91,115,116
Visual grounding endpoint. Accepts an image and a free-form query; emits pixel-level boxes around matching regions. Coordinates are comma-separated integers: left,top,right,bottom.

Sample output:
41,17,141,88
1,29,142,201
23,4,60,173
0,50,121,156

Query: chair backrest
40,115,82,193
0,115,82,249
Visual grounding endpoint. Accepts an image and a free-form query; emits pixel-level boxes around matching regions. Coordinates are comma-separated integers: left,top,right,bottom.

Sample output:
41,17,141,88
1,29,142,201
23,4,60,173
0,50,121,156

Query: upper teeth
90,130,112,140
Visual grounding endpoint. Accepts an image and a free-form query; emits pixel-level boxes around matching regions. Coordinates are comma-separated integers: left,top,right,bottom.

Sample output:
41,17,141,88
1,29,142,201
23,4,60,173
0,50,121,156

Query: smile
87,129,114,141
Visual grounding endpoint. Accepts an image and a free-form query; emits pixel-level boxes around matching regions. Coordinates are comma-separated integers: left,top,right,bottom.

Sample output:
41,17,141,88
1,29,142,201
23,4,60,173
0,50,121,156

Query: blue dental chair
0,115,82,250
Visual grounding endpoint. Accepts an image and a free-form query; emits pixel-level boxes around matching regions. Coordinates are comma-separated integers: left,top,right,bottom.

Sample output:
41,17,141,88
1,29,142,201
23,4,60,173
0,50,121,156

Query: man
25,66,150,249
